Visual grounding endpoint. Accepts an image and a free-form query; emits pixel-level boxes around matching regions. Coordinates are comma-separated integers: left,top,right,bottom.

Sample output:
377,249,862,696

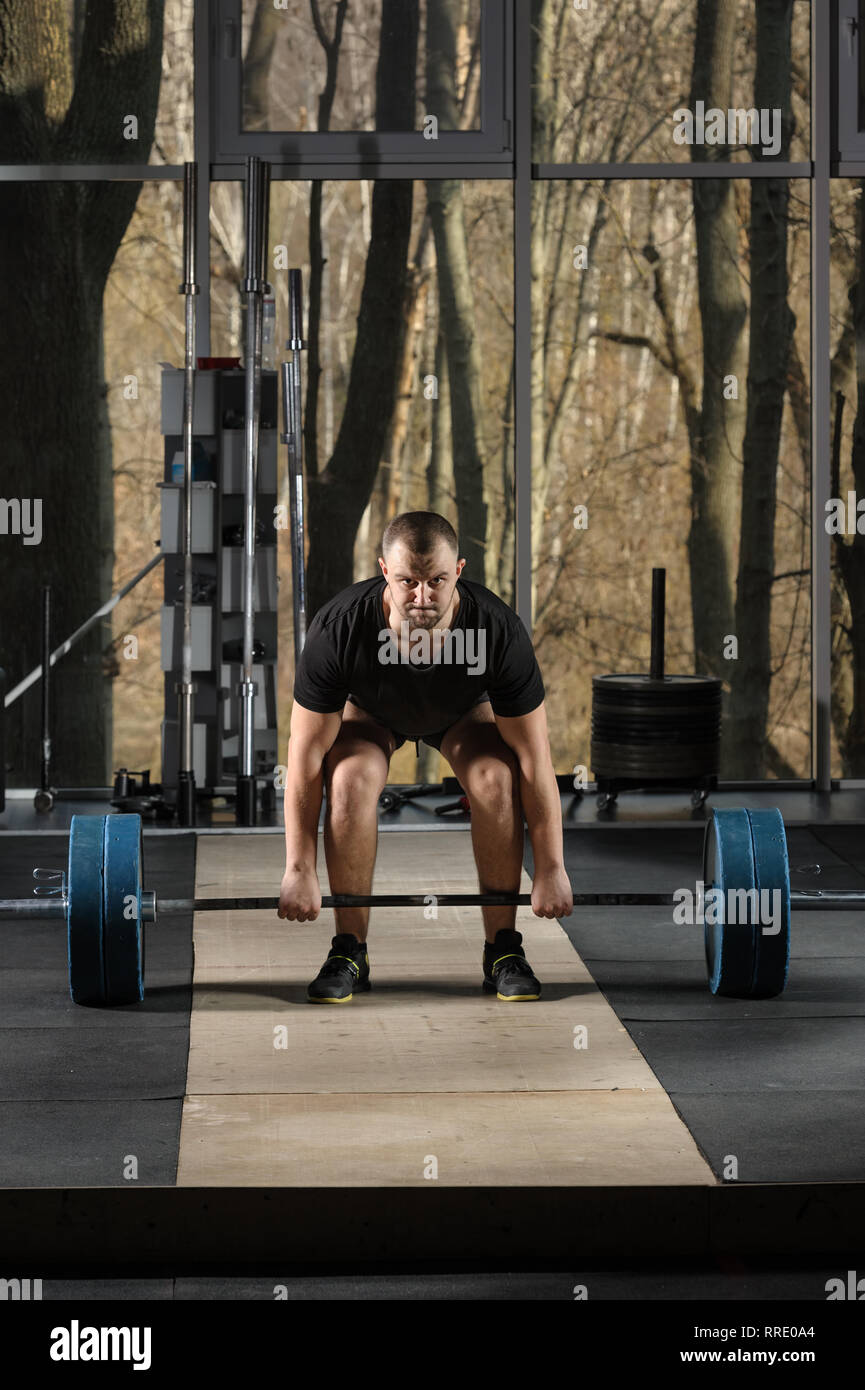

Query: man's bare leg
322,703,395,944
439,704,523,944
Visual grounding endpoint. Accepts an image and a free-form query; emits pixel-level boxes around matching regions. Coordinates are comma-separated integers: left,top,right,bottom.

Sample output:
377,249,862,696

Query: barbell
0,808,860,1007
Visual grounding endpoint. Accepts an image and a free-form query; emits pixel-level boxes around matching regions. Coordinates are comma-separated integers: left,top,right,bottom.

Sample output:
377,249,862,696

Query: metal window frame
210,0,512,166
837,0,865,159
0,166,186,180
814,3,832,792
0,1,843,790
534,162,813,179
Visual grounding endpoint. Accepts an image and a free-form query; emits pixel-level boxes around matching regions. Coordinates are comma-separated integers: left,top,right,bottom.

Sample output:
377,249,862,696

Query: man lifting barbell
277,511,574,1002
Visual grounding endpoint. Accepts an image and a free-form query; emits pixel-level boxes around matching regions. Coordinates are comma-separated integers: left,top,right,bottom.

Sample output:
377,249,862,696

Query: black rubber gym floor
546,824,865,1184
0,831,195,1186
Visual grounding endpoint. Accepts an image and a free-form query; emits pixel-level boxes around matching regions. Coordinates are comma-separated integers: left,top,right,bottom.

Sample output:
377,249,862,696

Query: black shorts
346,695,491,756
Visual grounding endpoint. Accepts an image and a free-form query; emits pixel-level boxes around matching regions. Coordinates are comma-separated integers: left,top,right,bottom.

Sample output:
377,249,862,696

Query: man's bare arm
279,704,342,920
494,703,573,918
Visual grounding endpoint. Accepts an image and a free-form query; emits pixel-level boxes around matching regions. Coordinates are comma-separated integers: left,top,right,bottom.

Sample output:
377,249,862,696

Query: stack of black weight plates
591,673,722,781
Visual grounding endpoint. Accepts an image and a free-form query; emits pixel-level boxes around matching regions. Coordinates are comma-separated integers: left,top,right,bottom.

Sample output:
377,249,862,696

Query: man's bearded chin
394,598,441,629
407,608,440,629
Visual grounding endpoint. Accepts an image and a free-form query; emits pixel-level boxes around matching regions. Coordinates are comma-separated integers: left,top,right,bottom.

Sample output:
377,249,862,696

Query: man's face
378,540,465,629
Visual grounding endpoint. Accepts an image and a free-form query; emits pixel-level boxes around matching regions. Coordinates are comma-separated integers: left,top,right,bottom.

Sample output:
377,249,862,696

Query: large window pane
241,0,482,133
210,176,514,785
103,182,186,783
0,180,182,788
532,177,811,781
533,0,811,166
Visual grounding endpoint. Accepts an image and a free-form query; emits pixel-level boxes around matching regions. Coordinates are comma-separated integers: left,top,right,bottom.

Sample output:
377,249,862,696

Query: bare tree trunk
497,356,516,606
426,181,489,580
688,0,747,678
787,334,813,471
529,0,557,616
830,393,854,767
359,220,433,574
0,1,164,785
357,467,388,578
829,305,859,771
243,1,283,129
425,0,488,583
305,0,417,615
427,323,453,512
305,0,349,484
829,319,857,768
836,184,865,772
727,0,795,777
389,251,433,515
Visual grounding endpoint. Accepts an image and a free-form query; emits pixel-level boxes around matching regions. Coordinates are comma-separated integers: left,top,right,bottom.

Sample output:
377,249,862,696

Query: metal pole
35,586,54,812
237,156,270,826
650,568,665,681
812,1,832,790
282,268,307,665
176,161,199,826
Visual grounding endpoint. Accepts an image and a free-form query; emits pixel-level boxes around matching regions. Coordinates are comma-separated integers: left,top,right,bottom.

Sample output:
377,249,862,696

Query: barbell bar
0,808,860,1007
5,889,863,916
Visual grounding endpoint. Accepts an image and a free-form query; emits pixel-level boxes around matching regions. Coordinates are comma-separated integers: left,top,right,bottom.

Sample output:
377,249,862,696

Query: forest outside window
838,0,865,161
213,0,511,164
532,0,810,167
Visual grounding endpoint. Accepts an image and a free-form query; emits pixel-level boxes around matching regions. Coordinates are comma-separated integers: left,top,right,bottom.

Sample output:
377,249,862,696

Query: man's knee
462,750,520,809
324,746,388,812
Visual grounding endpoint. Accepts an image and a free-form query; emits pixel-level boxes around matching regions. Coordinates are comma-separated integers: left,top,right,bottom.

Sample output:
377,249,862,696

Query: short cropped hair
381,511,458,557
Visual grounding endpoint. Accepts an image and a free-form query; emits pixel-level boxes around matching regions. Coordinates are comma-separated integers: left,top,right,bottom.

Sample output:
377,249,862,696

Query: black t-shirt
293,576,545,738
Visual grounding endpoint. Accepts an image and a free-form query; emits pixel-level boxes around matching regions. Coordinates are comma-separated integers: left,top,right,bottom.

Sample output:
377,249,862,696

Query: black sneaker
482,928,541,1001
307,933,371,1003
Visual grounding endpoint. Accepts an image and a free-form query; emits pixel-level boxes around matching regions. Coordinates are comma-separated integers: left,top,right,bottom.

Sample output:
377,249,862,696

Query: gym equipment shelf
159,366,279,798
